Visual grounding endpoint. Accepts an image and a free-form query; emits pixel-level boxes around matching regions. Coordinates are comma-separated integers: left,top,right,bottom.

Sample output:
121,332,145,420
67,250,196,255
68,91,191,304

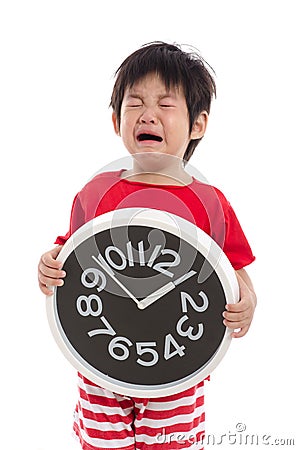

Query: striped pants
73,373,206,449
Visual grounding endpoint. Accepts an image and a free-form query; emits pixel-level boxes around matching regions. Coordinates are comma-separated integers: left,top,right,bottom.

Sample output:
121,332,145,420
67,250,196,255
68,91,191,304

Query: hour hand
138,270,197,310
92,255,139,306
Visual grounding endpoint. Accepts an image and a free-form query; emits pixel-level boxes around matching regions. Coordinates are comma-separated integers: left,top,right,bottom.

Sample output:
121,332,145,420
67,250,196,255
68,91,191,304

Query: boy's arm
223,268,257,338
38,245,66,296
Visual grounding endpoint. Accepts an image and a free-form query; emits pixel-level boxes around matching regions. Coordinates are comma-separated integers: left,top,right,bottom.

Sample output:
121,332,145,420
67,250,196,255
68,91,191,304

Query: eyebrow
125,94,142,100
125,92,177,100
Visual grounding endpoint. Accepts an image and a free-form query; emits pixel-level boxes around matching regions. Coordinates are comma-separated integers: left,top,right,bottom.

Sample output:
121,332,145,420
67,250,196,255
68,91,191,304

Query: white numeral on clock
105,246,127,270
81,268,106,291
136,342,159,366
164,333,186,360
176,315,204,341
88,316,117,337
108,336,133,361
76,294,103,317
104,336,185,365
95,241,180,278
181,291,209,313
153,249,181,278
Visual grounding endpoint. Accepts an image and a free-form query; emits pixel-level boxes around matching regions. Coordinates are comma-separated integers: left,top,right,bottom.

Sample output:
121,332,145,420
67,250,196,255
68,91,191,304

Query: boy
38,42,256,449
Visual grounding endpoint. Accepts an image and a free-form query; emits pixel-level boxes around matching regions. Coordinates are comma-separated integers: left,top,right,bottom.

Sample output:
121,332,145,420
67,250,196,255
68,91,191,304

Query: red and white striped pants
73,373,206,450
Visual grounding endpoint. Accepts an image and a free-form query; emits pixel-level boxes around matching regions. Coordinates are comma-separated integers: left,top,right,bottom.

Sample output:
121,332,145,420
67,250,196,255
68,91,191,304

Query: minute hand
138,270,197,310
92,255,139,306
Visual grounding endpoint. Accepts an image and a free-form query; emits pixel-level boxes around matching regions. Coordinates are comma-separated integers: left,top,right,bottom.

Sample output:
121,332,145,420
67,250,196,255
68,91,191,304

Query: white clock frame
47,207,239,397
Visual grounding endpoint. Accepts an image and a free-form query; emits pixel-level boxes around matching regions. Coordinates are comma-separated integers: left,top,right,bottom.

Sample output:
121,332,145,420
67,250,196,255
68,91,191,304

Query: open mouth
137,133,163,143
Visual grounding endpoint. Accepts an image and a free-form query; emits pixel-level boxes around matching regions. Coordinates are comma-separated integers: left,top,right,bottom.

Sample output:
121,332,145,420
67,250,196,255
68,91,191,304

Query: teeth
138,133,162,142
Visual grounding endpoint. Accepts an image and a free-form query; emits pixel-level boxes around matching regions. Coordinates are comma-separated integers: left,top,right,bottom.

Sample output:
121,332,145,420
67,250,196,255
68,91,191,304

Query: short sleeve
54,193,85,245
223,202,255,270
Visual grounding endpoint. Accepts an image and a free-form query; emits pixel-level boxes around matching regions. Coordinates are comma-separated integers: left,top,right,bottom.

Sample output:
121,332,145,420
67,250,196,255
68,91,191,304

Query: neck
122,162,192,186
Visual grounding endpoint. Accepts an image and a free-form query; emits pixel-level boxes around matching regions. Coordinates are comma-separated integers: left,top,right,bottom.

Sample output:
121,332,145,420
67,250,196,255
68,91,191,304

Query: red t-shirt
55,170,255,270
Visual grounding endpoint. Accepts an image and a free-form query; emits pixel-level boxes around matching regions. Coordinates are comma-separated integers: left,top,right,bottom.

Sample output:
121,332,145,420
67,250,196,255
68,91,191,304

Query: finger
224,318,248,330
41,246,63,269
225,298,251,313
41,255,63,270
223,318,249,330
39,263,66,280
39,280,54,296
223,309,250,323
231,325,250,338
38,270,65,288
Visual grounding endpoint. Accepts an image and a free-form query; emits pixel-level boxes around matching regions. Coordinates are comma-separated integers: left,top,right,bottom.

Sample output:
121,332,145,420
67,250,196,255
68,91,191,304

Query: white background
0,1,297,449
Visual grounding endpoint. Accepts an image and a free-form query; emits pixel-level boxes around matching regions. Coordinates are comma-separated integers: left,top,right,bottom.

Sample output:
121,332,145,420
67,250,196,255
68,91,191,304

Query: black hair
110,42,216,162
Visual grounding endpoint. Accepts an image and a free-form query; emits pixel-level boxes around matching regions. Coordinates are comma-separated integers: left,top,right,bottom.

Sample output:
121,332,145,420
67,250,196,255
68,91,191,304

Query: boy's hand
38,245,66,296
223,268,257,338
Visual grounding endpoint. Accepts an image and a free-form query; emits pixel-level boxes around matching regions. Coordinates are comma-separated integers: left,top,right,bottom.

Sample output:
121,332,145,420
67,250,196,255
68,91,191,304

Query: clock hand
91,255,139,306
138,270,197,310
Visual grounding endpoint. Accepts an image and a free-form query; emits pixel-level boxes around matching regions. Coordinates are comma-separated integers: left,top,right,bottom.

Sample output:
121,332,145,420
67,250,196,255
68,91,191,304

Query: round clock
47,207,239,397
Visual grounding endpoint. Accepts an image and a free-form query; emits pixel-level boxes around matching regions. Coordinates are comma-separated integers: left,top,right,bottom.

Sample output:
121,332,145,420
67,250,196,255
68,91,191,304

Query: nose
139,108,158,124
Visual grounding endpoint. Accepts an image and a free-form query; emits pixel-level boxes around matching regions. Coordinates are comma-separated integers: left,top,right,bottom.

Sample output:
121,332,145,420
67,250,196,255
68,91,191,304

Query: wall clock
47,208,238,397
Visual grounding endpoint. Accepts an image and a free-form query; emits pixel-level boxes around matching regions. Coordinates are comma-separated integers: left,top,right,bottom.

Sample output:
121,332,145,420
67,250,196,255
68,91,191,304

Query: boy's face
112,73,207,164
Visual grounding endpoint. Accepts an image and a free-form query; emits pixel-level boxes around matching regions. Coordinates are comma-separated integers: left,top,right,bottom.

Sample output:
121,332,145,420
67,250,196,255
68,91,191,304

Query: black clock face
48,209,238,397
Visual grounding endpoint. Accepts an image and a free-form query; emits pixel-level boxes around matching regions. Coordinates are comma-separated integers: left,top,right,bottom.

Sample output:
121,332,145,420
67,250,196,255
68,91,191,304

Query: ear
190,111,208,140
112,112,120,136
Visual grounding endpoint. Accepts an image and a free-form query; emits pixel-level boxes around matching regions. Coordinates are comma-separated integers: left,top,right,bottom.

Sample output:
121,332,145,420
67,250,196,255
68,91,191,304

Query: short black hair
110,41,216,162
